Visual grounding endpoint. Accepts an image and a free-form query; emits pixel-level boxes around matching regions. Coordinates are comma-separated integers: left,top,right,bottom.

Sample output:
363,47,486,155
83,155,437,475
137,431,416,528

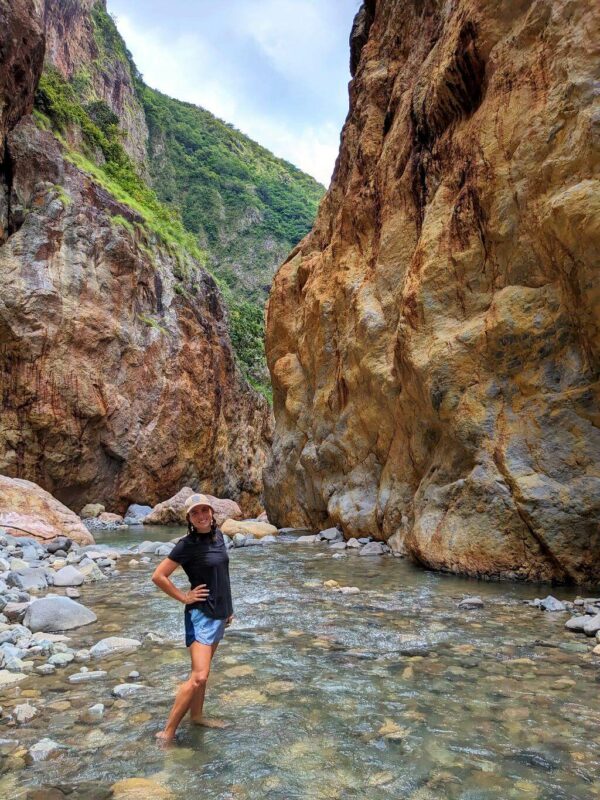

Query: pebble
48,651,75,666
36,663,56,675
564,615,589,632
80,702,105,723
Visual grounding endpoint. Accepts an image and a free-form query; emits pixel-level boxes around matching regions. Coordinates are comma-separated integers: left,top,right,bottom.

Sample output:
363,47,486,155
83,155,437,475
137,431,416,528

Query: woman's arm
151,558,209,605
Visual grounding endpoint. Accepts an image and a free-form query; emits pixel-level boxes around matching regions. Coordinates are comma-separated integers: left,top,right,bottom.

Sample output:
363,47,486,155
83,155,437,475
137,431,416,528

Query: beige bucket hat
184,493,215,519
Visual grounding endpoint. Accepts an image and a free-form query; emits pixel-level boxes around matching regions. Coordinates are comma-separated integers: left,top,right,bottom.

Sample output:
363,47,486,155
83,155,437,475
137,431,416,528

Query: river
3,525,599,799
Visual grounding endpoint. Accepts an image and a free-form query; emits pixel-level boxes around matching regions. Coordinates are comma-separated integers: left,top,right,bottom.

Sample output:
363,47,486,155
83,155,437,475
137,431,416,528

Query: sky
108,0,362,186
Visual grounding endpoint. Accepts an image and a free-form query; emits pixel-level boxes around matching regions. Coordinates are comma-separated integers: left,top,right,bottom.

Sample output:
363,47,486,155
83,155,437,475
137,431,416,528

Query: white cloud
112,3,353,185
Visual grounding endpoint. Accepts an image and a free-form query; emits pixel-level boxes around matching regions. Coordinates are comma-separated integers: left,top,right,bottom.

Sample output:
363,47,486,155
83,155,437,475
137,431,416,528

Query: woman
151,493,234,741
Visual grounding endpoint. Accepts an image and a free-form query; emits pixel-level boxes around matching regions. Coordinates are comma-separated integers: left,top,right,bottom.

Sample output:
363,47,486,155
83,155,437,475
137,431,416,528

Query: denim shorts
184,607,227,647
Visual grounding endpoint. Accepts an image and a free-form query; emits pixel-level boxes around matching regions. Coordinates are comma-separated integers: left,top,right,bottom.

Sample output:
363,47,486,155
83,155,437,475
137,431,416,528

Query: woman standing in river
151,493,234,741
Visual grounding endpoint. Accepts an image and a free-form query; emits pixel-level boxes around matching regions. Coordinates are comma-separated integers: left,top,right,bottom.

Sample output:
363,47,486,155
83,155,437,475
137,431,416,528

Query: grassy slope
33,1,326,400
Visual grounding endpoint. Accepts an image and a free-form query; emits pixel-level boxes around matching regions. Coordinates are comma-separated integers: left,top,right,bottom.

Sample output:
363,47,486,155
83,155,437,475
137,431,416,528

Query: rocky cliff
0,0,271,515
265,0,600,583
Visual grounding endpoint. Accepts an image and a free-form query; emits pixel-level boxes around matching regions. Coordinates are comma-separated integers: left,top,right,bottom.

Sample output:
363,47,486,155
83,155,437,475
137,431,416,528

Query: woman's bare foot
190,715,231,728
155,729,177,742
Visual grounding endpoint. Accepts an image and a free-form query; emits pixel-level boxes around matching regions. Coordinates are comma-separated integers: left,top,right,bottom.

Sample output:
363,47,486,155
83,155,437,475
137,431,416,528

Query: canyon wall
264,0,600,583
0,0,272,515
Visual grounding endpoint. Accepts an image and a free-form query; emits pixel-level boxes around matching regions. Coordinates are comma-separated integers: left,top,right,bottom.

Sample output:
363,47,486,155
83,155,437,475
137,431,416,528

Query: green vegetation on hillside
141,86,324,303
33,0,324,401
34,67,205,266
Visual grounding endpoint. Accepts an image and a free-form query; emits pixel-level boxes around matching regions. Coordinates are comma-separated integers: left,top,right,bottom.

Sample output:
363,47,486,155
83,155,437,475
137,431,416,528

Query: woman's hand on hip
183,584,209,604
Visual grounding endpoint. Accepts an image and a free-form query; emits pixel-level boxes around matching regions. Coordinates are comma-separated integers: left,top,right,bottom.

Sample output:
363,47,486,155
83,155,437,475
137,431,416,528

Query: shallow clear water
2,526,599,799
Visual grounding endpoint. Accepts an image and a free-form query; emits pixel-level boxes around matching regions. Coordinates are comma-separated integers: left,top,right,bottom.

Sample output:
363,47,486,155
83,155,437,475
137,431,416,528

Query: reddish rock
0,474,94,545
144,487,243,527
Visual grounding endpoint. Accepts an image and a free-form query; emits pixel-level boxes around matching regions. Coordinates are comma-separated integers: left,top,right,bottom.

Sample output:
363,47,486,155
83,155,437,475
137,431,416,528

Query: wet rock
359,541,386,556
583,613,600,637
339,586,361,594
69,670,108,683
48,651,75,667
74,649,90,662
27,737,62,762
538,595,567,612
111,683,149,698
80,702,105,723
318,527,343,542
128,670,140,680
36,664,56,675
14,702,37,724
259,535,278,544
329,541,347,550
78,560,107,582
458,597,485,609
565,615,589,632
65,587,81,599
110,777,174,799
346,538,361,549
24,596,97,632
52,566,84,587
0,669,28,687
90,637,142,658
296,534,318,544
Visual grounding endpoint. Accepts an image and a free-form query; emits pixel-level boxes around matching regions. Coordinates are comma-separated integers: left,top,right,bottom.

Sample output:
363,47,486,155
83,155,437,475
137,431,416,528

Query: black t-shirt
168,528,233,619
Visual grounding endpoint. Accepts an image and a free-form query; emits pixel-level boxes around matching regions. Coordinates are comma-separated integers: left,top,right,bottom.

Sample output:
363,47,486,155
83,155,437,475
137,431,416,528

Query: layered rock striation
265,0,600,583
0,0,272,515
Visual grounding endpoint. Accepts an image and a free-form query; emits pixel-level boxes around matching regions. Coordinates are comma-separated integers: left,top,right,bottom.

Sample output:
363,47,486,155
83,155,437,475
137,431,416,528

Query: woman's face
189,504,213,531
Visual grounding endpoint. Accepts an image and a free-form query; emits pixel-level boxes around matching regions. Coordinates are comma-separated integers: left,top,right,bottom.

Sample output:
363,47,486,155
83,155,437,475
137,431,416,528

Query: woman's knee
189,670,208,689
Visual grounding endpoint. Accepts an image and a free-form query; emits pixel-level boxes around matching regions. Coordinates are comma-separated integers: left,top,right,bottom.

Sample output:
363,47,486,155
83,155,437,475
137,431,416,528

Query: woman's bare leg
156,641,213,741
189,641,219,723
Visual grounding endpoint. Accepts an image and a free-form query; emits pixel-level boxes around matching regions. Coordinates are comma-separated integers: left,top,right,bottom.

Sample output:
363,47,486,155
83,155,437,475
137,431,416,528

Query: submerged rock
90,637,142,658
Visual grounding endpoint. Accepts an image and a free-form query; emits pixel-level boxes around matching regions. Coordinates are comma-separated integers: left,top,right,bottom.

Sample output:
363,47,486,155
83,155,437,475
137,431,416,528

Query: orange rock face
265,0,600,583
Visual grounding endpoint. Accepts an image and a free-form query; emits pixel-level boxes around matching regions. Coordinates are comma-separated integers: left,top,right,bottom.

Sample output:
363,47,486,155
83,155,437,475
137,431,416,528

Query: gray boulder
319,527,343,541
45,537,73,554
359,541,386,556
583,613,600,637
52,566,84,587
565,615,589,632
24,597,97,632
539,595,567,612
6,569,48,592
123,504,152,524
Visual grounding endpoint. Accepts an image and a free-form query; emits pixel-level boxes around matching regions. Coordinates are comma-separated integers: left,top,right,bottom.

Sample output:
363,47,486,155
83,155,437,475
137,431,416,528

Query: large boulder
23,596,97,632
123,504,153,524
221,519,278,539
6,568,48,591
0,476,94,546
144,487,244,527
53,565,85,587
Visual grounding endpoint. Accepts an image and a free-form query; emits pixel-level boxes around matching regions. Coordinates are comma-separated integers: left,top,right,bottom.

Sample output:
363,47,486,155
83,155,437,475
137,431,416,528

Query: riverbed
2,525,599,799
